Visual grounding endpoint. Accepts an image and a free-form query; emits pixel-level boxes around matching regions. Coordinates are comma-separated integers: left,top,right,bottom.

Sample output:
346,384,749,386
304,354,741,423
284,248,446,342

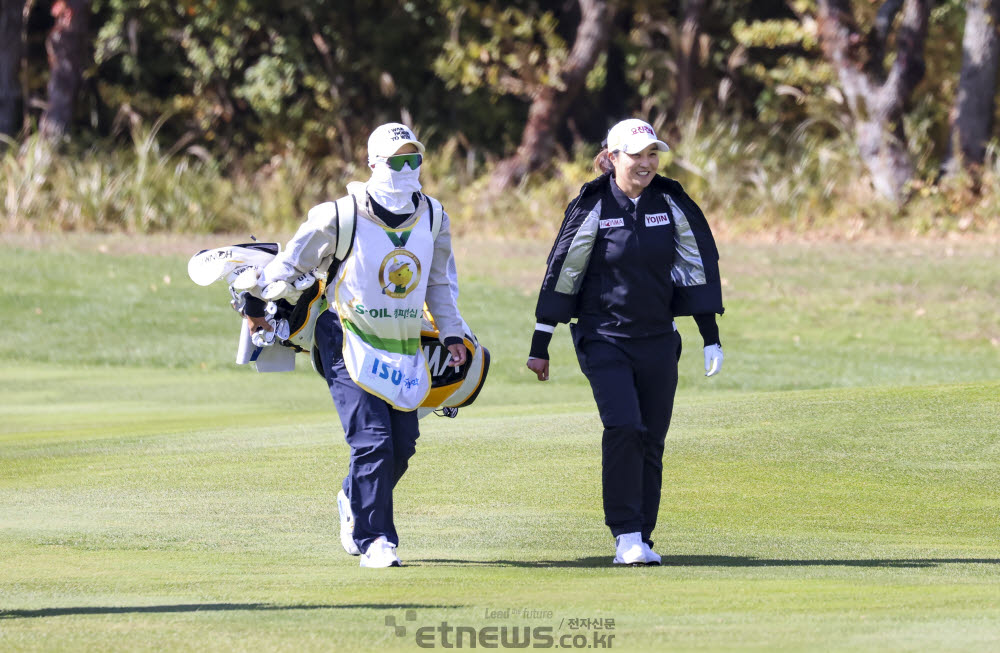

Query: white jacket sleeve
259,202,339,287
424,209,464,343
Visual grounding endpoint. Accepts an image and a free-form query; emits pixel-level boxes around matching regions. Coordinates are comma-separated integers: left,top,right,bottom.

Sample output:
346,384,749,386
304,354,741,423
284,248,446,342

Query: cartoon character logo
379,250,421,299
389,260,413,288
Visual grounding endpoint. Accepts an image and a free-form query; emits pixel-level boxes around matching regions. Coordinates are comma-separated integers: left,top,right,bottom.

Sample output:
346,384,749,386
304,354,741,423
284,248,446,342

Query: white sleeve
259,202,339,287
424,209,464,343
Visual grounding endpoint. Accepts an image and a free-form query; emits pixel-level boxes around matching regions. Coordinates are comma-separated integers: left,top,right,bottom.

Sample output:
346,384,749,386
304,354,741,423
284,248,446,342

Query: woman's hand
526,357,549,381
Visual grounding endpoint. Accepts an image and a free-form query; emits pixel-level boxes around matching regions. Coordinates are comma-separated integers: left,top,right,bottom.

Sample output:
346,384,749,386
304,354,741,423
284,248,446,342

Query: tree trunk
674,0,707,118
40,0,91,140
0,0,24,137
942,0,1000,176
489,0,611,192
600,8,630,128
815,0,930,203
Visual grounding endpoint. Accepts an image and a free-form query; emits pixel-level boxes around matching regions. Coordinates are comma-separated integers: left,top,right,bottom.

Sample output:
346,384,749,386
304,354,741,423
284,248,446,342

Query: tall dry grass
2,114,997,239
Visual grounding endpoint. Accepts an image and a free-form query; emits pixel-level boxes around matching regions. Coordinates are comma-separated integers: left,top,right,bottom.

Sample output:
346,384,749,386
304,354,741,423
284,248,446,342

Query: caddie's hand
704,344,723,377
447,343,468,367
526,357,549,381
246,315,272,333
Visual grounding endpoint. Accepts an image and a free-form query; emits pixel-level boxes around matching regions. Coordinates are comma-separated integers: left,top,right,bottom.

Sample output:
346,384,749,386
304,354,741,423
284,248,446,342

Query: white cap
605,118,669,154
367,123,425,159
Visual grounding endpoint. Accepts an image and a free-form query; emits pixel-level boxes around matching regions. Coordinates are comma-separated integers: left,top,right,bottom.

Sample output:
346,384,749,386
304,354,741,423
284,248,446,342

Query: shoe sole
360,559,402,568
613,557,661,566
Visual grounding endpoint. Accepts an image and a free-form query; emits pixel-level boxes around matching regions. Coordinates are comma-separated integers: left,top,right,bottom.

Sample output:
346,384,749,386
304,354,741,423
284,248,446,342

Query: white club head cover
704,344,723,377
231,266,261,291
187,246,275,287
261,278,302,302
261,280,290,301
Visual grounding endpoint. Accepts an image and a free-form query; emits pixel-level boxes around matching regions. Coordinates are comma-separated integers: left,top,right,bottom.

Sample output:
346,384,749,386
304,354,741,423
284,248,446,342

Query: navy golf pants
572,325,680,543
314,310,419,552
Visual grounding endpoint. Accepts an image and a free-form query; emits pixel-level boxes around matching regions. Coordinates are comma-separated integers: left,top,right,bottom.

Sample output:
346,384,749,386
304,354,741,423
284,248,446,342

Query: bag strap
426,195,443,242
333,195,357,263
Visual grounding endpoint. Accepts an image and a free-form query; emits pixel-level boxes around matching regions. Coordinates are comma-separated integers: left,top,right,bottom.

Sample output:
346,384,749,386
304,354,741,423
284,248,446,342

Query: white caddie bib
333,206,434,410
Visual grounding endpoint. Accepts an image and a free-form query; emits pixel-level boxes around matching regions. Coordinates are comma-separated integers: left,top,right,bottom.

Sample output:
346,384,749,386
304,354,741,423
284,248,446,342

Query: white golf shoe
336,489,360,556
613,532,646,565
360,536,401,568
641,541,662,565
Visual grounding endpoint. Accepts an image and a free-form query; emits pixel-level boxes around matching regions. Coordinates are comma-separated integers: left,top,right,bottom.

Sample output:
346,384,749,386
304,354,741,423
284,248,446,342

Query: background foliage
2,0,999,235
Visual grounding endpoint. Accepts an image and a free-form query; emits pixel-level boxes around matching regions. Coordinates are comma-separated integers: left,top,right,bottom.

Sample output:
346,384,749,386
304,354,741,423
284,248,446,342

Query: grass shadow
411,556,1000,569
662,556,1000,568
0,602,463,620
410,557,619,568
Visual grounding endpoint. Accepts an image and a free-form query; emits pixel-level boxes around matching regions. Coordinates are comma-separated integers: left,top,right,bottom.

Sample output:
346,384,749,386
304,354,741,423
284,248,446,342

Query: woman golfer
526,118,725,565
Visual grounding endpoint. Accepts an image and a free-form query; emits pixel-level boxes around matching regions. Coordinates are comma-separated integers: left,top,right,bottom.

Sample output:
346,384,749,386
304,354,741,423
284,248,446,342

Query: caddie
247,123,467,568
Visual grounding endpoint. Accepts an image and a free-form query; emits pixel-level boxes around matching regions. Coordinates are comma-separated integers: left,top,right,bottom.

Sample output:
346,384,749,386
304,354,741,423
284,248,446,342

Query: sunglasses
385,153,423,171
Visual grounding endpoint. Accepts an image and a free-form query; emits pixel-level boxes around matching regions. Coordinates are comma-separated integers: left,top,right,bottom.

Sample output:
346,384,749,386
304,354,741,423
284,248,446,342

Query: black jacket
534,173,723,337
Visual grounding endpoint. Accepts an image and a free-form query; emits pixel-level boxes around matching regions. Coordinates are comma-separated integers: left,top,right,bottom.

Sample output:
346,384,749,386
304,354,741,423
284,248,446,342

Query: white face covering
367,161,422,214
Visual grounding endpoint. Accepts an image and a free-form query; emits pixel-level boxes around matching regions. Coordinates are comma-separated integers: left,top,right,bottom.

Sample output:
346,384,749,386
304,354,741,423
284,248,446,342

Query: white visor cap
606,118,669,155
368,123,426,160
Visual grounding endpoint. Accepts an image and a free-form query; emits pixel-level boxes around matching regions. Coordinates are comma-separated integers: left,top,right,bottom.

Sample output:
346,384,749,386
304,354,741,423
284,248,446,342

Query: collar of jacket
579,172,678,209
369,191,423,228
608,175,640,212
347,181,427,230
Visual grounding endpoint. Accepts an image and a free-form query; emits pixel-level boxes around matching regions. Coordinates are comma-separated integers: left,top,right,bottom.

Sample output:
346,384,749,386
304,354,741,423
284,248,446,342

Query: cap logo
631,125,654,136
387,126,412,141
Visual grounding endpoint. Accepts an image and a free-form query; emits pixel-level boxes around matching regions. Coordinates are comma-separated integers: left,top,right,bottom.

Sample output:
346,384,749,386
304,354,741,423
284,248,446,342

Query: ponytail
593,148,614,174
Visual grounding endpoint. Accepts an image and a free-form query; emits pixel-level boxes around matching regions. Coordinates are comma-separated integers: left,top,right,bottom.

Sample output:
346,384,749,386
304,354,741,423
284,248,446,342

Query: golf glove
704,344,723,377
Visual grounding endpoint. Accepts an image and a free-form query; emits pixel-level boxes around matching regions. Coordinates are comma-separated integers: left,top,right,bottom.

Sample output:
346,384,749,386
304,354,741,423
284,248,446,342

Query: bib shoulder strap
426,196,443,242
333,195,357,262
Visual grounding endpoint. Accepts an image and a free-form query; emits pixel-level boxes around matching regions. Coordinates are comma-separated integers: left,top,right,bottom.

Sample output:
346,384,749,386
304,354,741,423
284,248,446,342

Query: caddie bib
333,206,434,410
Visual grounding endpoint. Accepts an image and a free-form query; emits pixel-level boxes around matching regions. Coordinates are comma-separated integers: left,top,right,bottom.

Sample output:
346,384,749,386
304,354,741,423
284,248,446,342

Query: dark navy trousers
314,310,419,552
572,324,680,543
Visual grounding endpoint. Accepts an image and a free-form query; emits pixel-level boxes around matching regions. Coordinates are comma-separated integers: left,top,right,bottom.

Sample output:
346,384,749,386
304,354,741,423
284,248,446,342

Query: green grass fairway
1,234,999,652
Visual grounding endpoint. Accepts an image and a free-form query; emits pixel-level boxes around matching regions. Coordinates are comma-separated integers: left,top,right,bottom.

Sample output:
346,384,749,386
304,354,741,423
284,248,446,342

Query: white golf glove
704,344,723,377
